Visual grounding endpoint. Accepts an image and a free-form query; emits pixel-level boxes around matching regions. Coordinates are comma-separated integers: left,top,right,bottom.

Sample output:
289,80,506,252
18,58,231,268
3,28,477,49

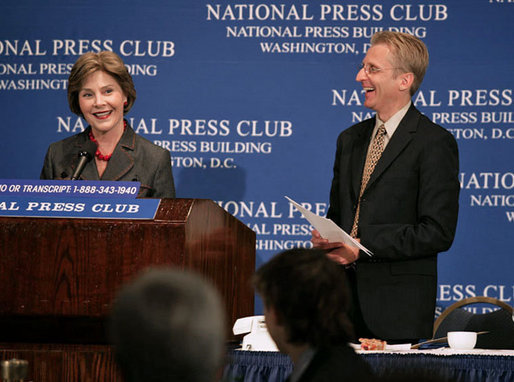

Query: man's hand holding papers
311,229,361,266
285,196,372,266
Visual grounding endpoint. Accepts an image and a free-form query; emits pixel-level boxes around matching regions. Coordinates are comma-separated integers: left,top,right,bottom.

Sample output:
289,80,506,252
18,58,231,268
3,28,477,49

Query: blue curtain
223,351,514,382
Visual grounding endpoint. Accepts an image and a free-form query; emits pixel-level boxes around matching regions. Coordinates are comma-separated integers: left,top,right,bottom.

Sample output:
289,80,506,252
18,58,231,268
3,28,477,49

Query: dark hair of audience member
253,248,354,347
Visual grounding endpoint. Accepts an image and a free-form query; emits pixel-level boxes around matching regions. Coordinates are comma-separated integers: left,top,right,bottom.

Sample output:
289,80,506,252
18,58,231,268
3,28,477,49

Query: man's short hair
253,248,354,347
109,268,226,382
371,31,429,95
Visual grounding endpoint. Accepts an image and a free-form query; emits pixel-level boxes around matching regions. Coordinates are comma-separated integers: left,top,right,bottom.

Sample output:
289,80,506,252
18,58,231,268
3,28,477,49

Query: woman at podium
40,51,175,198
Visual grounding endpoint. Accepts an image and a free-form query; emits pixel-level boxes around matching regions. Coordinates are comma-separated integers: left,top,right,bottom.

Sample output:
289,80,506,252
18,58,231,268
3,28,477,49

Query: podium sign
0,196,160,219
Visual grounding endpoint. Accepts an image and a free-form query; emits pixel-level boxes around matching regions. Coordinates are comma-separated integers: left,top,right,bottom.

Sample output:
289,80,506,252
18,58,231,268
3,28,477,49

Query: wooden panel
0,199,255,380
0,199,254,325
0,344,120,382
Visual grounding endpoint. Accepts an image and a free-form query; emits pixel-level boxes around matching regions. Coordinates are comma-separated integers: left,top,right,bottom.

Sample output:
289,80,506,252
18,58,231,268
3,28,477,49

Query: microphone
71,141,97,180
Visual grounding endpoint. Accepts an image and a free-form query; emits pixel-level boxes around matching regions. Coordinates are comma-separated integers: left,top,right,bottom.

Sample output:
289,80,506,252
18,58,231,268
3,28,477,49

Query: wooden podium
0,198,255,381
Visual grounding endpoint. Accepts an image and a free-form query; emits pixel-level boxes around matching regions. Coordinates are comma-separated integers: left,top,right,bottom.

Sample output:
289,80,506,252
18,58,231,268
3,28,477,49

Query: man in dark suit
312,31,460,342
253,248,373,382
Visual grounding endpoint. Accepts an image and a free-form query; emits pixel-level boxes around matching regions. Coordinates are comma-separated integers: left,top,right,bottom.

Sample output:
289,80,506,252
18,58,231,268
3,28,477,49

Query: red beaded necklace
88,120,127,161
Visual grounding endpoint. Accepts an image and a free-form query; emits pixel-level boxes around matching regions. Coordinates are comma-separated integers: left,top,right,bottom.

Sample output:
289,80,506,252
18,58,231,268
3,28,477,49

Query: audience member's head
253,248,354,354
109,267,226,382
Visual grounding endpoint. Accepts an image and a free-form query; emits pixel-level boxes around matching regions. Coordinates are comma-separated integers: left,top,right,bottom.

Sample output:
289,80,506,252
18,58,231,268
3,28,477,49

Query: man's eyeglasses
358,63,399,75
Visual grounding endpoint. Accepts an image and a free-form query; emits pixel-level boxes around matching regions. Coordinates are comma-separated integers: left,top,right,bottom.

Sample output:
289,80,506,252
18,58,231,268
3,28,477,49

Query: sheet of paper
285,196,373,257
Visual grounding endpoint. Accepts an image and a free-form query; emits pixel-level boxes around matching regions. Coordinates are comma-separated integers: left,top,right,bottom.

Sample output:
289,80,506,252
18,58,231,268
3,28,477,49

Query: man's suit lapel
351,119,375,199
365,105,419,192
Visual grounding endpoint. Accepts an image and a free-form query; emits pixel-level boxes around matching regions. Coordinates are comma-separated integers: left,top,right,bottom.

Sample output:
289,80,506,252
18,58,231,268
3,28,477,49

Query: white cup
447,331,477,350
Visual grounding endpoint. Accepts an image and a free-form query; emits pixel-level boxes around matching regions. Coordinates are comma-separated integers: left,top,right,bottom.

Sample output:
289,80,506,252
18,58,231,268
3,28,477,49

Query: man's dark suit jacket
286,345,373,382
40,124,176,198
327,104,460,340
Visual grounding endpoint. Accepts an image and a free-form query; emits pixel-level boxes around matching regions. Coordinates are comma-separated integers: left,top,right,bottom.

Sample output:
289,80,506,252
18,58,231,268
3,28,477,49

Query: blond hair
371,31,429,95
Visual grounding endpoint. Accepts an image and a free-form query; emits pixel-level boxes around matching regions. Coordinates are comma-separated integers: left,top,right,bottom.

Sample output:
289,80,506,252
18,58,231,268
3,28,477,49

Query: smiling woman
40,51,175,198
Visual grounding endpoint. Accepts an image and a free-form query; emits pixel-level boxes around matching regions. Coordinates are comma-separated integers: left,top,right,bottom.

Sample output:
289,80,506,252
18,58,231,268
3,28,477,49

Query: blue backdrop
1,0,513,317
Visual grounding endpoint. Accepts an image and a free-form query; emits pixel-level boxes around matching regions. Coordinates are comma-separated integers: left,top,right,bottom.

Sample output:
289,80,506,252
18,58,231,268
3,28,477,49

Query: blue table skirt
223,350,514,382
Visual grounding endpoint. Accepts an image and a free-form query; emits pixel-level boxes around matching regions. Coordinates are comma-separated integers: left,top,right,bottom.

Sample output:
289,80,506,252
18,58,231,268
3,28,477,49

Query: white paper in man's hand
285,196,373,257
